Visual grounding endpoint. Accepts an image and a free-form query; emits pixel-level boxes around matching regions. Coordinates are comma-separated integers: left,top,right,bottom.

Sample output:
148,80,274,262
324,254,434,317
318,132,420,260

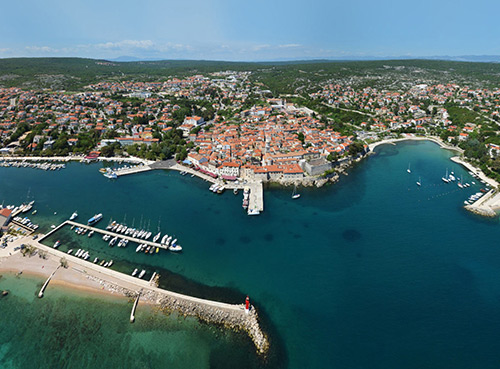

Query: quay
38,265,60,298
465,189,500,217
114,164,152,177
101,159,265,214
9,219,35,235
5,235,270,355
168,163,265,213
51,220,172,250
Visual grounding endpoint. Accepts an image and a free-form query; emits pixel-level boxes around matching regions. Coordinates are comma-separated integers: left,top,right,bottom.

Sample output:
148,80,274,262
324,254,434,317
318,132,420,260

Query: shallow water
2,140,500,368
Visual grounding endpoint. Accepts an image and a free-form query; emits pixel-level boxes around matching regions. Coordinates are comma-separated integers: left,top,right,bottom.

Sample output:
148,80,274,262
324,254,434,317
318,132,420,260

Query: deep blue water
1,140,500,369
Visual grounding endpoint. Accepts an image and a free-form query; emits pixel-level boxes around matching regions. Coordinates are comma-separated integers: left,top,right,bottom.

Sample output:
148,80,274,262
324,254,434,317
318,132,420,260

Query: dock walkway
40,220,170,250
65,220,169,249
38,265,60,298
114,165,152,177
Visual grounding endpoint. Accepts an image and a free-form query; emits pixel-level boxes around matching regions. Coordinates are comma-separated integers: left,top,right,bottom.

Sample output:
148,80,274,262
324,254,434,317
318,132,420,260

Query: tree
297,132,305,144
348,142,365,156
327,152,339,162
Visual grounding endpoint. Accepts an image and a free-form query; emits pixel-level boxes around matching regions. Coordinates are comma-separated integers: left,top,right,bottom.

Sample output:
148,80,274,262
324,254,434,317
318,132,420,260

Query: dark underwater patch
342,229,361,242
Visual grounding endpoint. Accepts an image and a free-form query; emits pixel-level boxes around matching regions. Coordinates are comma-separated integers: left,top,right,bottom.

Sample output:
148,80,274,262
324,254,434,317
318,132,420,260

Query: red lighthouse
245,296,250,313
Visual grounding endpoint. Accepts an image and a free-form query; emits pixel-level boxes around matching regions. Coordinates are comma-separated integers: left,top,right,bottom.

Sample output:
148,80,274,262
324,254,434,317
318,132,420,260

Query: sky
1,0,499,61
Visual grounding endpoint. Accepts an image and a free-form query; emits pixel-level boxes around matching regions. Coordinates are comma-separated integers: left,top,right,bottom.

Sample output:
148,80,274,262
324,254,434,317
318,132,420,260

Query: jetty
130,291,141,323
114,164,152,177
11,235,269,355
38,265,60,298
465,189,500,217
60,220,169,250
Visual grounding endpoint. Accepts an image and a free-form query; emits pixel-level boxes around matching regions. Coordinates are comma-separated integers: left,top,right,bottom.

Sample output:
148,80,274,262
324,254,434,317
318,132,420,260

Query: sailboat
292,184,301,199
416,177,421,186
407,163,411,173
442,168,449,183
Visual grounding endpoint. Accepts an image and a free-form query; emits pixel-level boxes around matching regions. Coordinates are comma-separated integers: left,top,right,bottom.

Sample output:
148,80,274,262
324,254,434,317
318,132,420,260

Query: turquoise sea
2,140,500,369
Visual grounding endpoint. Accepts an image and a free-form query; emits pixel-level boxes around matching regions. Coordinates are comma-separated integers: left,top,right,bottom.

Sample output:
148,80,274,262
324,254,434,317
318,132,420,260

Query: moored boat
88,213,103,225
153,232,161,242
169,244,183,252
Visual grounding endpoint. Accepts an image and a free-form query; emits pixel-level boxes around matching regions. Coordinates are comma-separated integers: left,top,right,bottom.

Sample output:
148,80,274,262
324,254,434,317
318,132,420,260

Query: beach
0,235,270,356
368,134,463,153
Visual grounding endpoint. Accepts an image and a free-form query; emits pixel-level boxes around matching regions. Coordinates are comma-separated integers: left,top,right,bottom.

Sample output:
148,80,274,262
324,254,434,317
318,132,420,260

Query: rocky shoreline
82,272,270,356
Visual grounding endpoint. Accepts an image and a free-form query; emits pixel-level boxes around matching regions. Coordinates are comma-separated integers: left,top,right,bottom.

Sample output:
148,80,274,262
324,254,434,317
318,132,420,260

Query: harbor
170,163,265,214
3,140,500,368
62,220,171,251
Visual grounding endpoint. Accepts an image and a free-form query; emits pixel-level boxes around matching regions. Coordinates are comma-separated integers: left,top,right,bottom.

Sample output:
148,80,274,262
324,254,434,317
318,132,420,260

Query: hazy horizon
1,0,499,61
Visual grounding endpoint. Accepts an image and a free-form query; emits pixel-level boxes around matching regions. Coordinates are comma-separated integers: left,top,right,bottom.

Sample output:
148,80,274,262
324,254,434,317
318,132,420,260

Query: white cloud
25,46,58,53
278,44,301,48
95,40,155,50
252,44,271,51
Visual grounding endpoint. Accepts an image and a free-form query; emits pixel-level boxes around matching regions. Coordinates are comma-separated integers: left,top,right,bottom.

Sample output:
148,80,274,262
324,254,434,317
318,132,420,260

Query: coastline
368,134,463,153
0,154,153,166
0,238,270,356
368,135,500,218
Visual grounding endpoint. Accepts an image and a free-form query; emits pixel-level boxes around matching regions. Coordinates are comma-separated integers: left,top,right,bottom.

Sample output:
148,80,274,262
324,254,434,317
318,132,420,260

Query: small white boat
53,240,61,248
169,244,183,252
138,270,146,278
292,184,301,199
442,169,449,183
407,163,411,173
69,211,78,220
88,230,94,238
108,260,113,267
416,177,421,186
161,234,169,245
132,269,138,276
67,249,73,255
135,245,142,252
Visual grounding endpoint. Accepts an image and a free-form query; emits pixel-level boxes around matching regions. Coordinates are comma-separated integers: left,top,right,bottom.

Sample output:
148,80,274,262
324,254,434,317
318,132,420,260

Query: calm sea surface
1,140,500,369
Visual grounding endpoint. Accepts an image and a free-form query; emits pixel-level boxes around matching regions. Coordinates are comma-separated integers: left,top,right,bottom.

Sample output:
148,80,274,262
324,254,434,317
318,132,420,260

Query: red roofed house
0,208,12,232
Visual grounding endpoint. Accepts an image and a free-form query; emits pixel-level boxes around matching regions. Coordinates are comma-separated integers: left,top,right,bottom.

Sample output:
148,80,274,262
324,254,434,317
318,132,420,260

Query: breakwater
11,234,270,356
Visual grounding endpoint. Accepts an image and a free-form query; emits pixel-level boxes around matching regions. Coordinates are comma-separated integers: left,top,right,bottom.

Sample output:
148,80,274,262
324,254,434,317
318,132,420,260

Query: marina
60,220,177,251
2,140,500,369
